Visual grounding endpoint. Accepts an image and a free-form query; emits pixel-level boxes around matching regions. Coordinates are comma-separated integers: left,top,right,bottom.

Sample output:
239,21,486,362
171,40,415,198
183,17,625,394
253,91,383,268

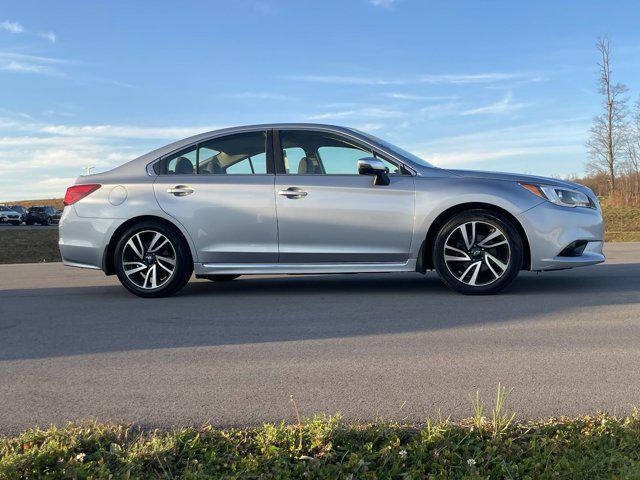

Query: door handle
278,187,308,199
167,185,194,196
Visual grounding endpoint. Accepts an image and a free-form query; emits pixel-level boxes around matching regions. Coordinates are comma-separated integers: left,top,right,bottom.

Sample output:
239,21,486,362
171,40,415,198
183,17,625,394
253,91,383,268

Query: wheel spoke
149,264,157,288
124,263,147,276
146,232,163,253
126,235,144,259
142,266,153,288
484,255,500,279
458,222,476,250
148,237,169,253
157,260,173,274
458,260,482,285
444,245,471,262
478,229,507,248
485,252,508,272
156,255,175,266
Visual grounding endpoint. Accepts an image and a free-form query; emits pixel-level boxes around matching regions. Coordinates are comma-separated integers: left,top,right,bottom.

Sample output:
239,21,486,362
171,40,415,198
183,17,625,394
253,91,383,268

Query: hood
445,169,580,189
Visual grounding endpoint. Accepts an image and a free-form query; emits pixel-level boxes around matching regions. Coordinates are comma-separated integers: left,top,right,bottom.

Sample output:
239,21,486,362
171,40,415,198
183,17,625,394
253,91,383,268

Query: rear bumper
518,201,605,271
58,207,123,271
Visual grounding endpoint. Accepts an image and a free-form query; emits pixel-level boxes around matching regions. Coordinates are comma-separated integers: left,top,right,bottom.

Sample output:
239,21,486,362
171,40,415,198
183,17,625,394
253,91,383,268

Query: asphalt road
1,243,639,434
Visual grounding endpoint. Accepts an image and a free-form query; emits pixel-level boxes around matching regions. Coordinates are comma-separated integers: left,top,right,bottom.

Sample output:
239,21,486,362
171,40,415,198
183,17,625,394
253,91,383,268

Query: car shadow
0,262,638,361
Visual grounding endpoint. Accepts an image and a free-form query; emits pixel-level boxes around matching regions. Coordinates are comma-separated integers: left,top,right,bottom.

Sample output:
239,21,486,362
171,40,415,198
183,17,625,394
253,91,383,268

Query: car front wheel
433,210,523,295
114,221,193,298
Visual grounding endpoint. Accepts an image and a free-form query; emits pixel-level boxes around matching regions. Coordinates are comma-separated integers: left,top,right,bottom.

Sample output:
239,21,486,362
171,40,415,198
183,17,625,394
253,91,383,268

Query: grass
4,405,640,478
0,228,60,264
602,204,640,242
0,388,638,479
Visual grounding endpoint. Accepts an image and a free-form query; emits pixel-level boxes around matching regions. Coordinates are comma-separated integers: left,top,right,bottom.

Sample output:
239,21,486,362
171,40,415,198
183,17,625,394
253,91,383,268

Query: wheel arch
417,202,531,272
102,215,194,275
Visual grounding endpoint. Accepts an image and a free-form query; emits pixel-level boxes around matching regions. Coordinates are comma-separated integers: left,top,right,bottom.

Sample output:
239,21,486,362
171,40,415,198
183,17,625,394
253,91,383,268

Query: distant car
59,123,605,298
9,205,27,224
25,206,58,226
0,205,22,225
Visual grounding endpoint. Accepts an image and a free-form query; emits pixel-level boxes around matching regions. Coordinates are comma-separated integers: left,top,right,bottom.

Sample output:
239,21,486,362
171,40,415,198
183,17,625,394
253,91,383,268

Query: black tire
203,275,241,282
44,217,52,226
433,209,523,295
114,220,193,298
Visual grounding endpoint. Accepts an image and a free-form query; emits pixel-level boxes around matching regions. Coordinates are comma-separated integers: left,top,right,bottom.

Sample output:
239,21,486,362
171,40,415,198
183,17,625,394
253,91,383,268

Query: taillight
63,184,101,206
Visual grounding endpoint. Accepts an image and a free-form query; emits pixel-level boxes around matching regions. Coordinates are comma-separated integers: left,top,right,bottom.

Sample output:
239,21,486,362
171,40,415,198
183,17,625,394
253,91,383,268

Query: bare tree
586,36,629,193
625,97,640,201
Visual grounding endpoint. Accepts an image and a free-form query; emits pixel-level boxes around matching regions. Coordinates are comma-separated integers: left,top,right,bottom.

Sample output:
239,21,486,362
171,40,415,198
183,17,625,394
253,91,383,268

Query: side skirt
195,260,417,276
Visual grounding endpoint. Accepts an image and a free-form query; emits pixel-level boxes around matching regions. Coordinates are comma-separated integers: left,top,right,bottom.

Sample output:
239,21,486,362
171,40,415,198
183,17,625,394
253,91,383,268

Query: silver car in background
59,124,604,297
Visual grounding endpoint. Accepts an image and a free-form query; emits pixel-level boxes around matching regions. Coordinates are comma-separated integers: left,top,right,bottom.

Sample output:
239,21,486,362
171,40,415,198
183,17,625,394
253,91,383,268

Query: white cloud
0,52,69,77
0,118,229,200
386,93,457,101
370,0,398,7
1,21,23,34
40,31,57,43
306,107,404,121
460,92,529,116
38,124,223,139
226,91,295,100
290,74,406,85
411,119,589,168
420,72,541,84
290,71,543,86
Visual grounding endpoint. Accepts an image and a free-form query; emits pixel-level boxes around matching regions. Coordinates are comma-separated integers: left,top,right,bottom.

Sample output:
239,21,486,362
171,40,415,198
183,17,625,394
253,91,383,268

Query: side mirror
357,157,390,186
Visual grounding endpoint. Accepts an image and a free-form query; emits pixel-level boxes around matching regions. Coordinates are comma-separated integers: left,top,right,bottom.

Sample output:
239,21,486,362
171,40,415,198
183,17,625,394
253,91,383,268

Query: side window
198,131,267,175
166,146,197,175
279,130,403,175
282,147,306,174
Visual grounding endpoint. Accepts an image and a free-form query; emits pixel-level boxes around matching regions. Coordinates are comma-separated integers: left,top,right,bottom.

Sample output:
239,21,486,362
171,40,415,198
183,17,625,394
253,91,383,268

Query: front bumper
517,201,605,271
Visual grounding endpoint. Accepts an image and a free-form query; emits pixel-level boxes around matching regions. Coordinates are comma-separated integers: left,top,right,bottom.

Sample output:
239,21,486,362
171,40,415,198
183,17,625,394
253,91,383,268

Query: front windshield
352,130,436,168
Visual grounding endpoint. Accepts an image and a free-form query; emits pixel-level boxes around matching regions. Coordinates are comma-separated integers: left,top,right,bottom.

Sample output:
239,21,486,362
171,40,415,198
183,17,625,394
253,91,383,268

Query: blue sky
1,0,640,200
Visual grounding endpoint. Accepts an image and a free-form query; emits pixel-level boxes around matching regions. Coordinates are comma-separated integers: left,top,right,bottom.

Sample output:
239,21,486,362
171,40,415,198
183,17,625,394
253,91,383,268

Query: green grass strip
3,412,640,479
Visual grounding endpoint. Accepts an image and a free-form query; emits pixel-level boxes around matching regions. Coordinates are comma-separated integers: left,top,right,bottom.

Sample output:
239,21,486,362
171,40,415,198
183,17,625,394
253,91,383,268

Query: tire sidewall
114,221,192,298
433,210,523,295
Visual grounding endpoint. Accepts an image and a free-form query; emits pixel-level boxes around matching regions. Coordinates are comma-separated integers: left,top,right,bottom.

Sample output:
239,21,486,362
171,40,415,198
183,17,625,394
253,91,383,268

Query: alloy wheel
443,220,511,287
121,230,177,289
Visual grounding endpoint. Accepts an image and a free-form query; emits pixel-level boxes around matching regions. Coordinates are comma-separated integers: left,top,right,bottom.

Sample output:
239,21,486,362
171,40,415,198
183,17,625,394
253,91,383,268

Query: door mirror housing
357,157,390,186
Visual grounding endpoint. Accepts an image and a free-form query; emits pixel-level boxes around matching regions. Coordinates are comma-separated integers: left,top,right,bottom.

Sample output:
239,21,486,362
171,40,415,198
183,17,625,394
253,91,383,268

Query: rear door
274,129,415,263
153,130,278,263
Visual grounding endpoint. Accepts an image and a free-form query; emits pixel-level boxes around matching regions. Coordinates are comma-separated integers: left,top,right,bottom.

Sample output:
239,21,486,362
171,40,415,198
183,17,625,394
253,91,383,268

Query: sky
1,0,640,201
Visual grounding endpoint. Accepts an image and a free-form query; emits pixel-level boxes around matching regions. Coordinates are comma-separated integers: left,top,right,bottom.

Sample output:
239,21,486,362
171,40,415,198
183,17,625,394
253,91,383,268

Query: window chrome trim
146,125,417,177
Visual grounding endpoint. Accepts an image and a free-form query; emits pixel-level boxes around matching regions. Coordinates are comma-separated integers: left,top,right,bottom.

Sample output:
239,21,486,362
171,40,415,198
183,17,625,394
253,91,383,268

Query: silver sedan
59,123,604,297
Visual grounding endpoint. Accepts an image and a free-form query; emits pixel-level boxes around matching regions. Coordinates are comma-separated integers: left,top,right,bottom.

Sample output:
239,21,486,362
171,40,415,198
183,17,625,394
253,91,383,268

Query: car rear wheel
114,221,193,298
433,210,523,295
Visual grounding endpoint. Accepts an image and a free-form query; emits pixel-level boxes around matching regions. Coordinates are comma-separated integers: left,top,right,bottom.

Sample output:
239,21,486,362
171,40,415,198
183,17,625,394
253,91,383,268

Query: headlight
519,183,595,208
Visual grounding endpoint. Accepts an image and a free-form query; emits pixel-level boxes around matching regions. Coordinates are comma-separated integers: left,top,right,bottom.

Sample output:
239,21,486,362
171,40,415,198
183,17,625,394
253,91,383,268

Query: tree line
584,37,640,206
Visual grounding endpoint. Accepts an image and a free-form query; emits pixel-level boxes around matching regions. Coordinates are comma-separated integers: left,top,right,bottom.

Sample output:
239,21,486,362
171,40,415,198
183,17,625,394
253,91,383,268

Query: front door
274,129,415,263
153,130,278,264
